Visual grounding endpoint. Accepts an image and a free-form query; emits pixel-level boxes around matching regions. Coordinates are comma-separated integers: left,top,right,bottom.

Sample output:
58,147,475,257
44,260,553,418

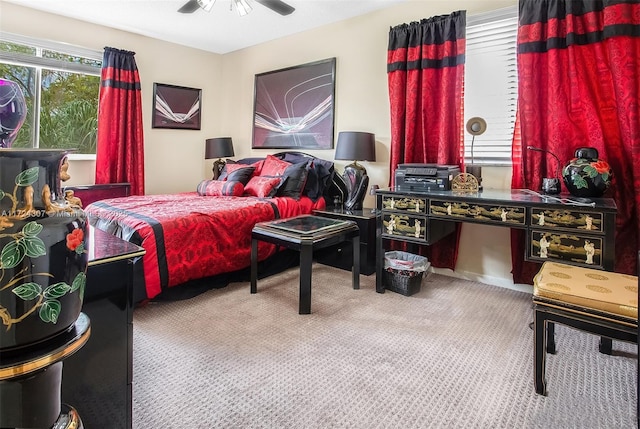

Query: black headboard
272,151,347,204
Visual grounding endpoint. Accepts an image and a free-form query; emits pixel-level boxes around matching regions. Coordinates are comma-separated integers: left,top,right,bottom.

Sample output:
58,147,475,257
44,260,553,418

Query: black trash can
383,251,430,296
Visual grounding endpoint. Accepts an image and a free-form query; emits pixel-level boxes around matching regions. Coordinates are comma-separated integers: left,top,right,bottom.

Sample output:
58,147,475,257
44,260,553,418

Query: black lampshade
334,132,376,162
205,137,234,159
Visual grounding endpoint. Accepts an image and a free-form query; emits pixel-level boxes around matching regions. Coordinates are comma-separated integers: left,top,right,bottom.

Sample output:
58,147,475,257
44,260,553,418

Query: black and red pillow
251,159,265,176
234,153,335,201
260,154,291,177
219,164,255,185
278,153,334,200
196,180,244,196
276,161,309,200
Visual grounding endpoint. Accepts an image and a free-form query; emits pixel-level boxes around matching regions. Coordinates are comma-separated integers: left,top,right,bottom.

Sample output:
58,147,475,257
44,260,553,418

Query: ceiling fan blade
178,0,201,13
255,0,295,16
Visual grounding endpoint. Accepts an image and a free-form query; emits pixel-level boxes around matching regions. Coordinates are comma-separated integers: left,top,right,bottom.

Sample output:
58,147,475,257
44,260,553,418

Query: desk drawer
381,195,427,213
530,207,604,233
528,229,604,269
382,213,427,240
429,199,526,227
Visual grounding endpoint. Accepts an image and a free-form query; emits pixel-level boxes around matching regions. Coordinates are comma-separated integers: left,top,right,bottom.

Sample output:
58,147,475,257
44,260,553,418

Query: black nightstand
313,207,376,275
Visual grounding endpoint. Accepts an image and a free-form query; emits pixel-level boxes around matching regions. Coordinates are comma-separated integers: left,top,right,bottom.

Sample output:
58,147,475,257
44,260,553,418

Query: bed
83,152,347,302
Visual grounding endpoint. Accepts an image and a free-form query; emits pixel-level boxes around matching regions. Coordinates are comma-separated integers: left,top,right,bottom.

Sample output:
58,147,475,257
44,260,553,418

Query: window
464,7,518,166
0,33,102,155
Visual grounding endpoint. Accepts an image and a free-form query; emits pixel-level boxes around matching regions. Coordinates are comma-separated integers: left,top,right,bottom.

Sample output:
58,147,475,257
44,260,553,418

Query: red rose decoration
66,228,84,251
591,160,610,174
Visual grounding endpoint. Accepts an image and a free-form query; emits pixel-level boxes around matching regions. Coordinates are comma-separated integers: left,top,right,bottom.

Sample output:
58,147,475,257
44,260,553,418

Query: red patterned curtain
512,0,640,282
387,11,466,270
96,47,145,195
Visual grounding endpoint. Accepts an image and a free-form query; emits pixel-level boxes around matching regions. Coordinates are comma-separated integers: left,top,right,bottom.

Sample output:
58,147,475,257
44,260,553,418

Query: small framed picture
152,83,201,130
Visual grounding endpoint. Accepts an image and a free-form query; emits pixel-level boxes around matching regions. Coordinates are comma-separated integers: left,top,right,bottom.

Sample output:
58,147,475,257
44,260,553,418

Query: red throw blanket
85,192,324,299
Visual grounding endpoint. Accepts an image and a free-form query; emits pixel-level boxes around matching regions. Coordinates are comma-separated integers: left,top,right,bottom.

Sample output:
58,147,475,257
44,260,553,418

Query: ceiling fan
178,0,295,16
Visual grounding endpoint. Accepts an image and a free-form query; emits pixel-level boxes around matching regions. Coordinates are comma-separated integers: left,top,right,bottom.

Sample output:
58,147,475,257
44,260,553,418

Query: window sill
67,154,96,161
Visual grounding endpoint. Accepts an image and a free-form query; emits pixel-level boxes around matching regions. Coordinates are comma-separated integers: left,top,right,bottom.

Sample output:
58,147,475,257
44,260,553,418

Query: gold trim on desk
0,326,91,380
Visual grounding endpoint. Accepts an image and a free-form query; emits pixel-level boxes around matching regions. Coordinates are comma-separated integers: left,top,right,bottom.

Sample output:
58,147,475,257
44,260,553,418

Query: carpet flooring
132,265,637,428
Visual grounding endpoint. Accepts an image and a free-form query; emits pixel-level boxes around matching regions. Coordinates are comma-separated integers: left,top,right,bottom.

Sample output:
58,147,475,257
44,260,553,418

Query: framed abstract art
152,83,201,130
252,58,336,149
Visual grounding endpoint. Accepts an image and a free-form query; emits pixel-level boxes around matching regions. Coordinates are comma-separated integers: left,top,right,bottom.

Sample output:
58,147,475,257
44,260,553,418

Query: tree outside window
1,38,101,154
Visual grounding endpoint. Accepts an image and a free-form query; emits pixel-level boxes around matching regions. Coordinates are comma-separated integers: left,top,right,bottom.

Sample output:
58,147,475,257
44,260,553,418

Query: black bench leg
599,336,613,355
547,321,556,354
534,308,548,395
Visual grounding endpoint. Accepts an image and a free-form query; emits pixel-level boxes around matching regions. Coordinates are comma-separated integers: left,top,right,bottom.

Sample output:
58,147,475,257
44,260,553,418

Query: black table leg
250,238,258,294
299,243,313,314
352,235,360,289
375,212,384,293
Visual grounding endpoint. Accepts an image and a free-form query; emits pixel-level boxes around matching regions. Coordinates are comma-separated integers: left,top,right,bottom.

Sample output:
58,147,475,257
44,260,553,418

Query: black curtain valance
387,10,466,72
518,0,640,53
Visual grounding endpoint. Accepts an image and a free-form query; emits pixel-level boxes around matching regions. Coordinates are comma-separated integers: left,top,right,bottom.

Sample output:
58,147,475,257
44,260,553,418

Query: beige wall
1,0,527,290
221,0,515,205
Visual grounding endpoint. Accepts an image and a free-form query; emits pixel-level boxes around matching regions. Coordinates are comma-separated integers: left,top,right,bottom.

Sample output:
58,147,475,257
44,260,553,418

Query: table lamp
205,137,235,179
526,145,561,194
334,131,376,210
465,117,486,191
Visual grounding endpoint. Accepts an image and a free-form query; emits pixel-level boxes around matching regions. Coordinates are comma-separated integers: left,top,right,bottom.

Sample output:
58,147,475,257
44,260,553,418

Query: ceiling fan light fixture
197,0,216,12
234,0,252,16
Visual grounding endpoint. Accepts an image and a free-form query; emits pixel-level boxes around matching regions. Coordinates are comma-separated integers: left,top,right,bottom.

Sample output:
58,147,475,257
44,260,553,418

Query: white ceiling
4,0,407,54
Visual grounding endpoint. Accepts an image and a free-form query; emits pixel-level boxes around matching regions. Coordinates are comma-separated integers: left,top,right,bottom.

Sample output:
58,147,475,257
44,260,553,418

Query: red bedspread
85,192,325,299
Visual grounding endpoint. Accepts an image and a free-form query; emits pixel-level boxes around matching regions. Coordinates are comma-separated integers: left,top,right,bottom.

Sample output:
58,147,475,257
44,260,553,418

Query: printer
395,163,461,191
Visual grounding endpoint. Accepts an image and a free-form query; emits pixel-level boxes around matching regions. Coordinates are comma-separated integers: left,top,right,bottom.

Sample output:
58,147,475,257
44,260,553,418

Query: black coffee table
251,215,360,314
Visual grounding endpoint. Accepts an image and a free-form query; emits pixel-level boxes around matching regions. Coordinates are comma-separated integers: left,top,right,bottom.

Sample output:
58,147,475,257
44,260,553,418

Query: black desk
61,227,145,429
375,188,617,293
251,215,360,314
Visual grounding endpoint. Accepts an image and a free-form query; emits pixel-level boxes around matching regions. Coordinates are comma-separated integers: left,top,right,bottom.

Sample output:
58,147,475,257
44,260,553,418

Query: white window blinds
464,7,518,166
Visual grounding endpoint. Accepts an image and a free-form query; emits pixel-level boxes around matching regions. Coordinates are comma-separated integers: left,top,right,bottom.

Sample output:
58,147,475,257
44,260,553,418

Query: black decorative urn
561,147,613,198
0,149,87,353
